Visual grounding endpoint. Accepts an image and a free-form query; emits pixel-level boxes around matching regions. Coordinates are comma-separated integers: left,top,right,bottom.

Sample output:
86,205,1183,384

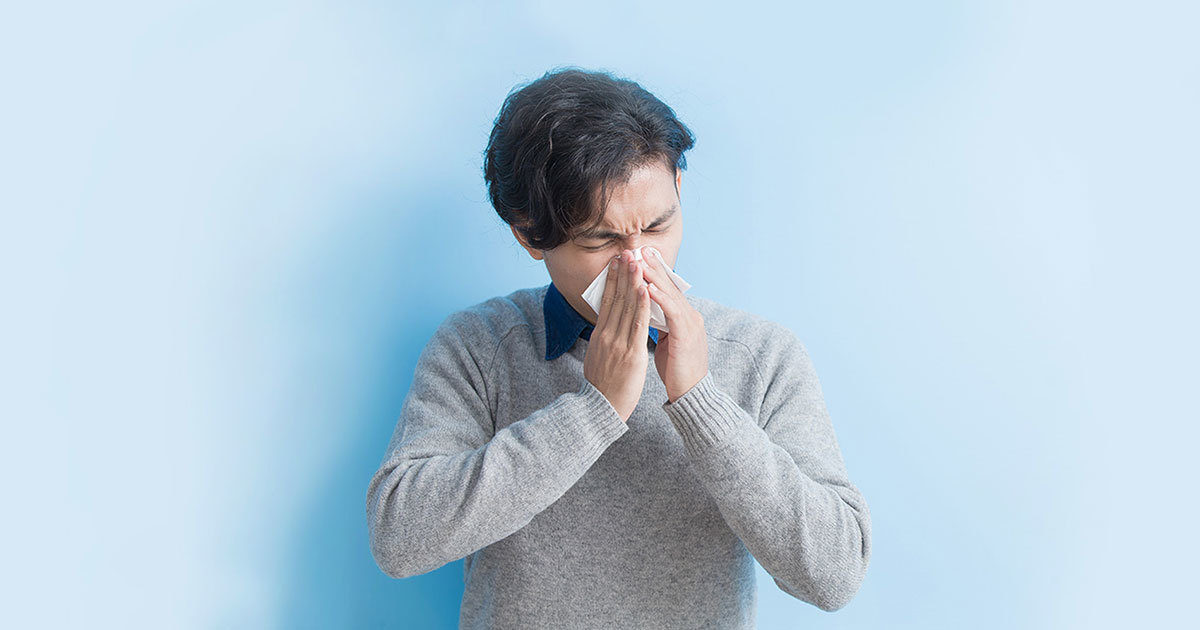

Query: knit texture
366,284,872,628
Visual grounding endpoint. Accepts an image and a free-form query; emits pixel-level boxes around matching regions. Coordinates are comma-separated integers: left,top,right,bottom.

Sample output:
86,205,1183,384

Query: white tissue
581,245,691,333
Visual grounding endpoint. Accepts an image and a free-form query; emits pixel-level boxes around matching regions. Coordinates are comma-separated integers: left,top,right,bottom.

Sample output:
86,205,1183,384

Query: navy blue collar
543,281,659,360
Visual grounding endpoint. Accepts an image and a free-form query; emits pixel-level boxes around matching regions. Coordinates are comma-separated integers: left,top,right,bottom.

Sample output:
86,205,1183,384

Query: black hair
483,67,696,251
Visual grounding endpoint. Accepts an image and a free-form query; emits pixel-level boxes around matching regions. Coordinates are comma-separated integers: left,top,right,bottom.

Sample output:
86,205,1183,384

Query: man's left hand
639,247,709,403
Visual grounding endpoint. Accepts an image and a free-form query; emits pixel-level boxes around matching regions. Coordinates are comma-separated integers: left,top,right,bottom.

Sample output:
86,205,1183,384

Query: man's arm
366,312,627,579
660,326,871,612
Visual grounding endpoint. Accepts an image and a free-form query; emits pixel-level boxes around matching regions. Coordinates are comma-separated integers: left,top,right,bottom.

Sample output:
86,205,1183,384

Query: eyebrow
576,203,679,240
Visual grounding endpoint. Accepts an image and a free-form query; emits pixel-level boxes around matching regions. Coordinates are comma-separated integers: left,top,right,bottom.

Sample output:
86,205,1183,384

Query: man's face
514,161,684,325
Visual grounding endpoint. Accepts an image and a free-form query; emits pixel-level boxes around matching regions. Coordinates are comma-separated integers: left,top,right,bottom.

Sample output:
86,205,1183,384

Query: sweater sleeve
660,328,871,612
366,313,628,579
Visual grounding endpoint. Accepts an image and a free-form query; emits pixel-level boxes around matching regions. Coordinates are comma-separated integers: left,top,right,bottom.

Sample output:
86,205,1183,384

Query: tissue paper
581,246,691,333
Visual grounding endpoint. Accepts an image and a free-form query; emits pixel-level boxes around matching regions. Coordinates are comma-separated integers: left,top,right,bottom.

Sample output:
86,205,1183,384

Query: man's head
483,68,695,325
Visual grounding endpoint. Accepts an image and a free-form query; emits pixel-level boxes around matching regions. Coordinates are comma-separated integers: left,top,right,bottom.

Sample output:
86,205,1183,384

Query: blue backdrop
4,1,1197,627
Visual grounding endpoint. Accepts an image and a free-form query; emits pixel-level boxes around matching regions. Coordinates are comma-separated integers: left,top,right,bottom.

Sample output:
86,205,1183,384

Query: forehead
580,163,679,238
605,162,677,209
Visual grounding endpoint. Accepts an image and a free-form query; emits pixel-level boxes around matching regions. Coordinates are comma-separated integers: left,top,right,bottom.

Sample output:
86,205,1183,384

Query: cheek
577,251,616,282
651,228,681,254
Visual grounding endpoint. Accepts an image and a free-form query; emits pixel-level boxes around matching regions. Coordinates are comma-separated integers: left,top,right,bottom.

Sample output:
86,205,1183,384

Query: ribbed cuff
541,378,628,465
662,370,750,454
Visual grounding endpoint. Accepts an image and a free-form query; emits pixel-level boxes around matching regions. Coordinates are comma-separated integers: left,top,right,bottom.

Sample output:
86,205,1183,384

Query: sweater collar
543,281,659,360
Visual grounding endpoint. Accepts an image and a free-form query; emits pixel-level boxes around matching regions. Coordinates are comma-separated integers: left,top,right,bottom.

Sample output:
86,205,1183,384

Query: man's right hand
583,249,652,422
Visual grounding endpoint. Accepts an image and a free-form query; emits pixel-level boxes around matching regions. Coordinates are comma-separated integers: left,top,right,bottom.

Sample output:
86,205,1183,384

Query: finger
646,281,686,331
595,256,621,330
615,253,638,334
640,247,682,300
629,279,651,341
624,258,648,337
609,251,631,333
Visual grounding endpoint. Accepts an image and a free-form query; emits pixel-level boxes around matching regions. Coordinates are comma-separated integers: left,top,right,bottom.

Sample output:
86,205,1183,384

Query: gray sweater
366,284,871,628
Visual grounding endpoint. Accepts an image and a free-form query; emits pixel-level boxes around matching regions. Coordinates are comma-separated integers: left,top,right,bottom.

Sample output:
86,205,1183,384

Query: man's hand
583,250,652,422
640,246,709,403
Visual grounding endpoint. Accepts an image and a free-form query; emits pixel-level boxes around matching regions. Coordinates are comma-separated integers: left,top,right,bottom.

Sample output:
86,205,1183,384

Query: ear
511,225,545,260
675,168,683,197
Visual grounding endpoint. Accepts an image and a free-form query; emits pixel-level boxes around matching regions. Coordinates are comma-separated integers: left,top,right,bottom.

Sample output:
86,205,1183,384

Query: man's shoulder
684,293,797,348
682,294,818,395
436,285,545,348
683,293,811,385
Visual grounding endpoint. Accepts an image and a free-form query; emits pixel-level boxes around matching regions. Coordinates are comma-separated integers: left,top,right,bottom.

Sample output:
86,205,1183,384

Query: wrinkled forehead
577,165,680,237
576,201,679,241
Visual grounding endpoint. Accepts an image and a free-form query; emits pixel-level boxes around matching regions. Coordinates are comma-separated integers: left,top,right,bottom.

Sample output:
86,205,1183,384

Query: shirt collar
543,281,659,360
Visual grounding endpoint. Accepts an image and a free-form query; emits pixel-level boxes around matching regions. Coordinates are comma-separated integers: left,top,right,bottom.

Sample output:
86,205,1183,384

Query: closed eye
581,228,662,250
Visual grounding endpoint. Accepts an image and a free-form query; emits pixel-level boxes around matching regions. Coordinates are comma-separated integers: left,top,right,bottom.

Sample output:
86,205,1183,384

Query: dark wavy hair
483,67,696,251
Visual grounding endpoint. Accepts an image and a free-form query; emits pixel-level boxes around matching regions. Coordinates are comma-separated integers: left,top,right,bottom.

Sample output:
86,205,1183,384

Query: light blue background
3,1,1197,628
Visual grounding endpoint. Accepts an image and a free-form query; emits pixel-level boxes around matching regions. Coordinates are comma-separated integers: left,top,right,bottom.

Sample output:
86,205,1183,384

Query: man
366,68,871,628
